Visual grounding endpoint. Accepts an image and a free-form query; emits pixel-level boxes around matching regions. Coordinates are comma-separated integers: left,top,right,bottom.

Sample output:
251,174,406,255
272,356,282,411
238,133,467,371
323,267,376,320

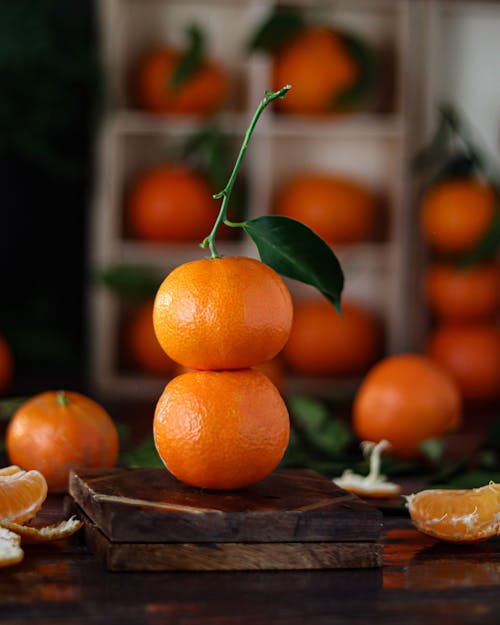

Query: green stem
56,391,70,407
201,85,291,258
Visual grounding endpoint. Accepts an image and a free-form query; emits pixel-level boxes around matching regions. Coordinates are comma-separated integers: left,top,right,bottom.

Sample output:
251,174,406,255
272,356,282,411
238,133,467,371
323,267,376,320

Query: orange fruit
283,299,383,377
0,466,47,524
0,336,13,394
427,324,500,401
353,354,462,459
153,369,290,490
125,301,175,377
127,165,220,243
408,483,500,543
274,174,377,244
425,262,500,322
273,27,359,115
6,391,119,492
134,47,228,116
153,257,293,370
420,178,496,254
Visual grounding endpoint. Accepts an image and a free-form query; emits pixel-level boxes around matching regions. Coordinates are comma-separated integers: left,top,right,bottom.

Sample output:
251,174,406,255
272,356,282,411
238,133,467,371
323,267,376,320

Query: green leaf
120,436,164,469
97,264,163,301
243,215,344,310
288,395,352,458
247,9,306,53
170,24,205,91
433,469,500,490
333,32,377,111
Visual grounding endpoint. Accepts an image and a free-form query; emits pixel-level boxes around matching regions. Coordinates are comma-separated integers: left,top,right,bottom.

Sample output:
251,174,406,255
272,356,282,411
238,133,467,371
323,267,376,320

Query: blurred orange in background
274,173,377,245
0,336,13,394
127,164,220,243
427,324,500,402
124,301,175,378
353,354,462,459
134,26,228,116
273,27,359,115
425,261,500,322
283,299,383,377
420,178,496,255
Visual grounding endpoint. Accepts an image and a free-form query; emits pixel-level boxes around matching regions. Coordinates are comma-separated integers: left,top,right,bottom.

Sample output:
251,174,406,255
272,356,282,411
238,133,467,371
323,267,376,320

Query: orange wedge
0,466,48,524
407,483,500,543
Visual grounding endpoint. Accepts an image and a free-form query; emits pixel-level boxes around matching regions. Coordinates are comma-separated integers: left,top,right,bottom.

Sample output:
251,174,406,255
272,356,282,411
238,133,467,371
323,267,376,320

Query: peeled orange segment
333,440,402,499
0,526,23,568
0,516,83,545
0,468,48,524
407,483,500,543
0,465,22,476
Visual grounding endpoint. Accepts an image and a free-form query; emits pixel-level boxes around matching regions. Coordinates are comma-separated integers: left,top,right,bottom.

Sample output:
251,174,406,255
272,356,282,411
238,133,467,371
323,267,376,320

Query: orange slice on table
407,483,500,543
0,466,48,524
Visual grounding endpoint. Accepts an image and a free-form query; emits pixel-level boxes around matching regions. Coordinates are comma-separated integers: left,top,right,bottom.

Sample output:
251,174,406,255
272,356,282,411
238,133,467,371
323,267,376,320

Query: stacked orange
152,256,293,490
420,178,500,402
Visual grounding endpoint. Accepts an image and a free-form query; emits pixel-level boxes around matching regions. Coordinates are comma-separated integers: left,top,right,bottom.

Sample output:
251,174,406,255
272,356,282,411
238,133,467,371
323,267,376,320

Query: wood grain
69,468,383,544
82,516,383,571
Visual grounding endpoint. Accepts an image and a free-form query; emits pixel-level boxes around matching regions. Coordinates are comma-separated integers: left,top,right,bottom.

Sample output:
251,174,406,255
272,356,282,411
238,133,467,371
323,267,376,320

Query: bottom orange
153,369,290,490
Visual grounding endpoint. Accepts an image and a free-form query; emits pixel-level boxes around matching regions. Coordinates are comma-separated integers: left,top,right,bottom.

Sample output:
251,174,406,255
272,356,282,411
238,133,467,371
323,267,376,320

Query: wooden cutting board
69,467,384,571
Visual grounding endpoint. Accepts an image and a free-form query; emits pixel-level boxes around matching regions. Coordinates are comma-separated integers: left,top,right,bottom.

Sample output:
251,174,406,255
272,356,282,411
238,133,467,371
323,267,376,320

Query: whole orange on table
353,354,462,459
420,178,496,255
154,369,290,490
425,261,500,322
272,27,360,115
6,391,119,492
127,165,221,243
274,174,377,244
283,299,383,377
134,47,227,116
153,256,293,371
427,323,500,401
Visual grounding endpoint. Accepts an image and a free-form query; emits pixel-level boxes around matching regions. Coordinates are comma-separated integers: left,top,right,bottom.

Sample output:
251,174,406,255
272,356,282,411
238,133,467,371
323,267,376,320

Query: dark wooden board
69,468,383,545
77,505,383,571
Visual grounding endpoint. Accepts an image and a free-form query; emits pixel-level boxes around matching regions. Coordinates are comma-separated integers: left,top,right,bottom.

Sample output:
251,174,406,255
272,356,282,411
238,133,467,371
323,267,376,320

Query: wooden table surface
2,400,500,625
1,490,499,624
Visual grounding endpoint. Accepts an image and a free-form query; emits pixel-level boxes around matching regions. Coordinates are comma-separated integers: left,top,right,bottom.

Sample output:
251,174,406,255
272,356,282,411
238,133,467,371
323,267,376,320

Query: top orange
273,27,359,115
420,178,496,255
153,256,293,370
134,47,228,116
274,174,377,244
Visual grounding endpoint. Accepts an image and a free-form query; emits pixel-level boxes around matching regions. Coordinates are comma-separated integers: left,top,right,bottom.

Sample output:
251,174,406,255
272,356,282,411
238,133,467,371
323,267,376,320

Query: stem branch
201,85,291,258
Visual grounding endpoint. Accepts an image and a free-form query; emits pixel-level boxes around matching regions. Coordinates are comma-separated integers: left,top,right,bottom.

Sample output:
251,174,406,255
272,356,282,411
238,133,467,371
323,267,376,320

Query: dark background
0,0,101,393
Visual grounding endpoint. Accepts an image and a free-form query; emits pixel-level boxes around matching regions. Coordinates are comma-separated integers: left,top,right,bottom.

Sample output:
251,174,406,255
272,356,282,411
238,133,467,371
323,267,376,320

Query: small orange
153,256,293,370
0,336,13,394
353,354,462,459
274,174,377,244
0,466,47,524
134,47,228,116
6,391,119,492
127,165,220,243
427,323,500,401
125,301,175,377
425,262,500,322
154,369,290,490
420,178,496,254
408,483,500,543
283,299,383,377
273,27,359,115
